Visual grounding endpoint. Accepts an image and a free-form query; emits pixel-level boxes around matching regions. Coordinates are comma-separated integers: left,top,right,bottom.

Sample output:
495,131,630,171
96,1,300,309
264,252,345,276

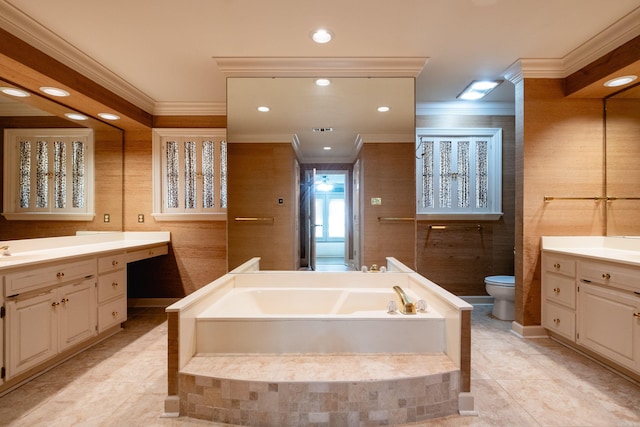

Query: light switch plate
371,197,382,205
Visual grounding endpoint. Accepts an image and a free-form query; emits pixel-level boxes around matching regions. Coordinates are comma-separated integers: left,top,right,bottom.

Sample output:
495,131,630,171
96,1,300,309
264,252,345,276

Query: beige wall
359,142,416,269
518,78,604,326
0,118,124,240
227,143,297,271
414,115,516,296
123,129,228,298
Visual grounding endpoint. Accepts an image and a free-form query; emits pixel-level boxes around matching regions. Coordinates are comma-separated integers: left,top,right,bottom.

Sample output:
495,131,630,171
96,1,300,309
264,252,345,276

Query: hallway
0,305,638,426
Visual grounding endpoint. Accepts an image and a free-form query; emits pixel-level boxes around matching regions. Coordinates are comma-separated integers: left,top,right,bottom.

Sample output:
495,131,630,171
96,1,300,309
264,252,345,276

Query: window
416,128,502,219
152,129,227,221
3,128,94,220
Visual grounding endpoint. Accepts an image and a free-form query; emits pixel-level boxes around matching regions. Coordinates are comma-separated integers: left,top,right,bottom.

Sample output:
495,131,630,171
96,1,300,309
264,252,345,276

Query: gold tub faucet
393,285,417,315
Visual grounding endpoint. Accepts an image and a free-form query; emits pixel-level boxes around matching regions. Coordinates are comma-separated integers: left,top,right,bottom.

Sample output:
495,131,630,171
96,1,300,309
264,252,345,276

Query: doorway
300,169,351,271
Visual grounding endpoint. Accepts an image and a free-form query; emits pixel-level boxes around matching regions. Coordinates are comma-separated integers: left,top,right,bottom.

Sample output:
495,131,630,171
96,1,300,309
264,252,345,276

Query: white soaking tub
165,257,475,424
195,286,444,353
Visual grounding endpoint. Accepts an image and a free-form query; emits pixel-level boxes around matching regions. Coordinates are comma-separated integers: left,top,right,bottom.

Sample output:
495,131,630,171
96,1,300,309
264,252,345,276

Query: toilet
485,275,515,320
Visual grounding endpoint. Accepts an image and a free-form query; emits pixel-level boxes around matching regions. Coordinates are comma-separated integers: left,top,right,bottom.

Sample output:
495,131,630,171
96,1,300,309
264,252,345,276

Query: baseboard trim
511,321,548,338
461,296,494,305
128,298,180,308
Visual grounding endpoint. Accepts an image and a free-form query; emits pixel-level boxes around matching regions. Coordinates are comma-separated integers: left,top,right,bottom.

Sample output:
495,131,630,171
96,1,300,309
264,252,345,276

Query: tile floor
0,305,639,426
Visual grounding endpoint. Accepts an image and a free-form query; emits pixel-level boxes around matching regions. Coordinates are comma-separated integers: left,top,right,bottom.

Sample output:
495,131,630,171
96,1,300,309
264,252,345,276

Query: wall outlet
137,214,144,223
103,213,110,223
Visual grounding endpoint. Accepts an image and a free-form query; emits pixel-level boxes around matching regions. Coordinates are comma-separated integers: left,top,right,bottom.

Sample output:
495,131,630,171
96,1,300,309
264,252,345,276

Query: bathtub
165,257,475,422
196,286,444,353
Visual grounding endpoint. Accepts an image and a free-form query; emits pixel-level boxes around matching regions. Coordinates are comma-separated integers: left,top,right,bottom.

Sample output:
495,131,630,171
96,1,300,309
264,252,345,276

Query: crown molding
503,7,640,82
562,6,640,75
215,57,429,77
153,102,227,116
0,1,156,113
416,101,515,116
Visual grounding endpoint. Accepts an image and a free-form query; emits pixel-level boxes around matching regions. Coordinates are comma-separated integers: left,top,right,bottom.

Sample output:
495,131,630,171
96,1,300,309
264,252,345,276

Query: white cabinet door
6,290,58,379
58,279,97,352
578,282,640,372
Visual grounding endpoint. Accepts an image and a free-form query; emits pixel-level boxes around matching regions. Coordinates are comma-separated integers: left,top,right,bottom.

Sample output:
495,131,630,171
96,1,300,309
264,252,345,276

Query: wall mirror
226,77,416,163
0,79,124,239
605,83,640,236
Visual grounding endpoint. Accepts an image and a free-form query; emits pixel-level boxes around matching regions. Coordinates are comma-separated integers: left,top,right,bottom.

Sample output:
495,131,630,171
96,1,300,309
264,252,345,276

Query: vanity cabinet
542,245,640,379
541,253,577,341
577,260,640,373
0,232,170,394
97,252,127,333
6,277,96,379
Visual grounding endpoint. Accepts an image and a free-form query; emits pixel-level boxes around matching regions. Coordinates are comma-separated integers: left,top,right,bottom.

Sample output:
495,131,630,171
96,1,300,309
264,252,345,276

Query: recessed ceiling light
40,86,70,97
604,75,637,87
315,78,331,86
0,87,30,97
257,106,270,112
311,29,332,44
323,146,332,150
377,106,390,112
98,112,120,120
65,112,88,120
457,80,502,100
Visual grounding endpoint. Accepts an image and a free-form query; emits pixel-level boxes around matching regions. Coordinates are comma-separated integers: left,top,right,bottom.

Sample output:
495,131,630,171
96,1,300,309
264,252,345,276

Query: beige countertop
541,236,640,266
0,232,170,269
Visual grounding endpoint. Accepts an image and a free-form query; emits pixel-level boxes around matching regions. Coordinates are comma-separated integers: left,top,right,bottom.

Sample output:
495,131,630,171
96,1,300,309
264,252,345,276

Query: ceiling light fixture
315,78,331,86
40,87,70,97
604,75,637,87
311,29,332,44
323,146,332,150
257,106,270,112
457,80,502,100
98,112,120,120
0,87,30,97
377,106,390,112
65,112,88,120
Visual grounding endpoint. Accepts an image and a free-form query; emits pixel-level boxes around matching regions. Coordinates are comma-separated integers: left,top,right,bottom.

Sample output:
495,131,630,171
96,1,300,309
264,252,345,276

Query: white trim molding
215,57,429,78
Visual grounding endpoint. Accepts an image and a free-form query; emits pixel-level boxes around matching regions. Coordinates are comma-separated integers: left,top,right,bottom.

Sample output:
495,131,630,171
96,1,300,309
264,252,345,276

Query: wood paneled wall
227,143,297,270
414,115,516,296
518,78,604,326
359,143,416,269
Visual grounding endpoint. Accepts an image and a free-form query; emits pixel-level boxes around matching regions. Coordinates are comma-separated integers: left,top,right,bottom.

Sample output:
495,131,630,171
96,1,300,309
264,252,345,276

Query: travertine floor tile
0,305,639,426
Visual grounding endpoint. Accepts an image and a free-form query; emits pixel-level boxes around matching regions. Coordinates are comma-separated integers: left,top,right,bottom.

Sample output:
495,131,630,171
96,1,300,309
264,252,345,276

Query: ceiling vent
312,127,333,132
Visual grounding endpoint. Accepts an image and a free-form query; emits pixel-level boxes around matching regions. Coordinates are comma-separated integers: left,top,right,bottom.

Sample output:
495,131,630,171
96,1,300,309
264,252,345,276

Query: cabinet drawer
127,244,168,263
578,260,640,293
97,270,126,303
542,253,576,277
543,271,576,309
5,259,96,296
542,302,575,342
98,296,127,333
98,253,126,274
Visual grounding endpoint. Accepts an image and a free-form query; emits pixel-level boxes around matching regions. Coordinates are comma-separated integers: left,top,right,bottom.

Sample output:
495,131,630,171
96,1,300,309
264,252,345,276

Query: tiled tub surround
165,257,474,425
